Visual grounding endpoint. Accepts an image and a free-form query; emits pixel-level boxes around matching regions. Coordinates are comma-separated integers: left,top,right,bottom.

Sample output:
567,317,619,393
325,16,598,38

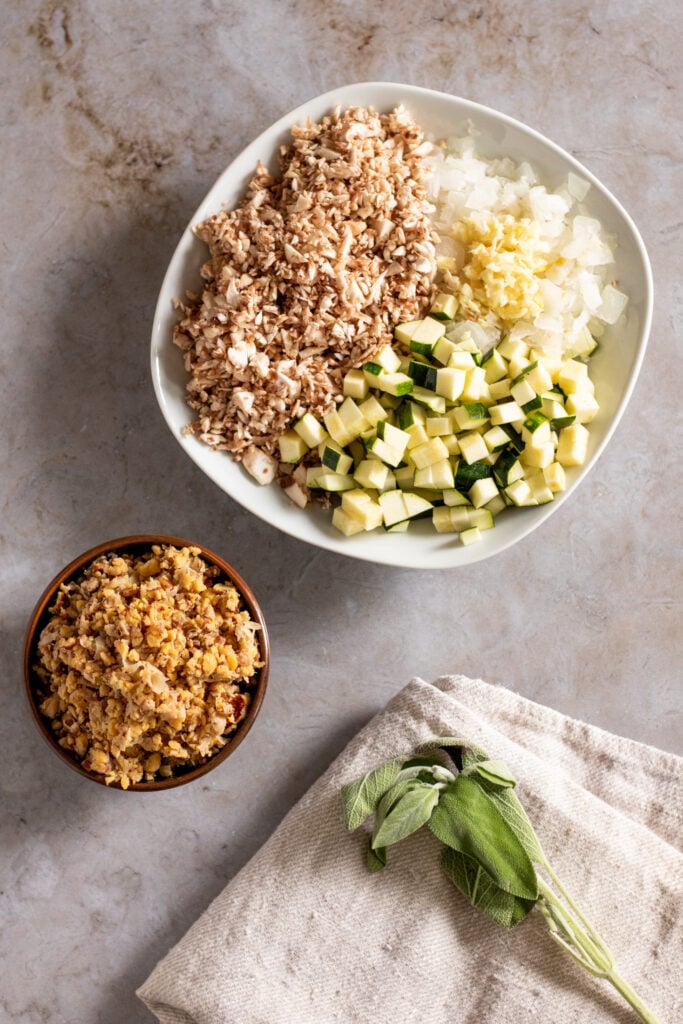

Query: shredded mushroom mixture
174,104,438,483
35,545,262,788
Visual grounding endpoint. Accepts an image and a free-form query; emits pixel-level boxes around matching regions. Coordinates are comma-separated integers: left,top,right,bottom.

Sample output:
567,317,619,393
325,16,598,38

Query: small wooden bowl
23,535,270,791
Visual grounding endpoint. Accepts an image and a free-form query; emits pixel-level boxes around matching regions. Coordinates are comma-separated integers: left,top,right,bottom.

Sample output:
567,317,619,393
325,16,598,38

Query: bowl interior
151,82,653,569
24,535,270,790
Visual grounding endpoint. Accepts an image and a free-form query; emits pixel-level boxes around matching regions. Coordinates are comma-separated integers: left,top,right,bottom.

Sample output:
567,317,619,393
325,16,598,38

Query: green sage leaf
372,783,440,850
341,757,404,831
440,847,536,928
427,775,538,900
477,781,545,865
417,736,490,773
367,842,387,873
469,759,517,788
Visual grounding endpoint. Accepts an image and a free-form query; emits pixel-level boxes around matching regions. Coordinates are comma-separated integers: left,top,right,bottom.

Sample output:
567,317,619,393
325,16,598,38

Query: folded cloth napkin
138,675,682,1024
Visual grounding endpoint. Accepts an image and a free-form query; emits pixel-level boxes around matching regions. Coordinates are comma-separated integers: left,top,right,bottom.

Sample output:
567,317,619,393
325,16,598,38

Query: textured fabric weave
138,675,682,1024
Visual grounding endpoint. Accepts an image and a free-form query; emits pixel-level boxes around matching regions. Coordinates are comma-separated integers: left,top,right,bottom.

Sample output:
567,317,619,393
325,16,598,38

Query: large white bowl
151,82,652,569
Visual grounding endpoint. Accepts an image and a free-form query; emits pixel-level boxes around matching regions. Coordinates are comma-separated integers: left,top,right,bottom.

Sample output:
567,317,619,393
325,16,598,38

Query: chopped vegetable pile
280,295,600,543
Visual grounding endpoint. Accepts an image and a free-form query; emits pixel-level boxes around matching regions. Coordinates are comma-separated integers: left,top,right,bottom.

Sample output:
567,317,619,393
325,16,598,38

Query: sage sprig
341,738,661,1024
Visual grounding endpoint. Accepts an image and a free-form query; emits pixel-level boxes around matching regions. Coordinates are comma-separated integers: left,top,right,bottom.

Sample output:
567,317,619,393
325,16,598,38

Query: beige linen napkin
138,675,682,1024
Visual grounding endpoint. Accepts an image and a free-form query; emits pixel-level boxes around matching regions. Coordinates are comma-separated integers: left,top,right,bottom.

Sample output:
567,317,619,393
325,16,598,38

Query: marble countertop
1,2,680,1021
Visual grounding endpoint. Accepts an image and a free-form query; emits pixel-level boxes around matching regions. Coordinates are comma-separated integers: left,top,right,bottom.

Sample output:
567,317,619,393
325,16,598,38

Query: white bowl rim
151,81,653,569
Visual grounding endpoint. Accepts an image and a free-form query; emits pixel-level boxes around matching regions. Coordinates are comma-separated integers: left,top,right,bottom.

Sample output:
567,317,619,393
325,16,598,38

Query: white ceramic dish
151,82,652,569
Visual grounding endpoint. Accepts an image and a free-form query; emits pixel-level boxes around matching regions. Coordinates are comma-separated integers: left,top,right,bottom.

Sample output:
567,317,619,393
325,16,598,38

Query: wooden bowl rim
23,534,270,791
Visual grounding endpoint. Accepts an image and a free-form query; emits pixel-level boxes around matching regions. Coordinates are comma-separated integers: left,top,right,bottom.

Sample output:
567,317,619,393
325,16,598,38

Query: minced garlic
450,213,547,323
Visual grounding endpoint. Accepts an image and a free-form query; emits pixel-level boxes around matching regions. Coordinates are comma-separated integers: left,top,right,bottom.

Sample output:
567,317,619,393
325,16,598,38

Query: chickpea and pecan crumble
34,544,262,788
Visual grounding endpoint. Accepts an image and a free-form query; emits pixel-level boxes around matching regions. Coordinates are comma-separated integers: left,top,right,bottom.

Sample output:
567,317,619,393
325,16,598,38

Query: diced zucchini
354,459,389,491
414,459,454,490
521,395,544,413
294,412,327,448
393,465,415,489
443,488,470,507
493,450,524,487
458,431,489,465
460,527,481,546
435,367,466,401
363,361,384,379
410,436,450,470
394,320,422,346
430,293,458,321
556,422,590,466
460,366,488,401
337,397,368,437
525,362,553,394
467,508,495,531
374,372,414,397
410,387,446,414
323,409,353,447
397,401,426,429
489,378,512,401
558,359,591,394
490,401,524,426
343,368,369,401
442,434,461,455
497,337,528,361
376,420,410,458
469,477,499,508
374,345,402,373
522,412,552,447
379,392,403,409
332,507,365,536
483,349,508,384
425,416,452,437
433,506,458,533
482,425,510,452
358,395,388,427
452,402,489,431
525,472,554,505
454,460,492,491
485,494,508,516
542,396,567,421
432,336,458,366
348,439,366,467
278,429,308,463
306,467,355,491
405,422,430,450
378,490,407,527
520,441,555,469
385,519,410,533
402,492,434,518
448,350,477,370
320,440,353,475
341,490,384,529
566,392,599,424
407,359,438,391
366,435,404,468
510,378,537,407
499,423,525,453
550,414,577,431
543,462,567,493
505,479,534,506
409,317,445,347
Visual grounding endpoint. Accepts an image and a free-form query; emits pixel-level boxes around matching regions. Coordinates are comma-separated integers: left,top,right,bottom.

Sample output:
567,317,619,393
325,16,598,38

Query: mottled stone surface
0,2,680,1021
